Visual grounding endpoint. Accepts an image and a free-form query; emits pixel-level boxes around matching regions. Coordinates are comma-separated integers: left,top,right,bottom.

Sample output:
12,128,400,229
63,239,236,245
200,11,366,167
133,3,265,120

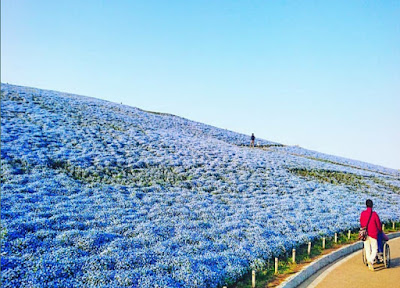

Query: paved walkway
303,236,400,287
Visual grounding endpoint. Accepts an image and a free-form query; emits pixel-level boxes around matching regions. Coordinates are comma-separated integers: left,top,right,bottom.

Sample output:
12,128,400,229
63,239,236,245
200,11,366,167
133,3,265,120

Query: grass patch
238,144,285,149
370,177,400,194
289,168,368,189
45,158,199,188
289,168,400,195
137,108,177,117
290,154,398,177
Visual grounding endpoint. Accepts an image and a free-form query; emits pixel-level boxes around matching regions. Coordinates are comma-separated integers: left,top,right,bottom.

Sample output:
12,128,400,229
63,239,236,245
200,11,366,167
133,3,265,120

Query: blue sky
2,1,399,169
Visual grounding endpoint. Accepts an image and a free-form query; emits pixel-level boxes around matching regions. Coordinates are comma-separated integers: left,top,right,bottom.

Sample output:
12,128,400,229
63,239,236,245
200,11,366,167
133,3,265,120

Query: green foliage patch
289,168,400,195
289,168,367,189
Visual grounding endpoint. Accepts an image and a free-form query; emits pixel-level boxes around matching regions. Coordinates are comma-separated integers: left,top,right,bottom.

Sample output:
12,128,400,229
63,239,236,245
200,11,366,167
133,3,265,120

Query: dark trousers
377,232,383,253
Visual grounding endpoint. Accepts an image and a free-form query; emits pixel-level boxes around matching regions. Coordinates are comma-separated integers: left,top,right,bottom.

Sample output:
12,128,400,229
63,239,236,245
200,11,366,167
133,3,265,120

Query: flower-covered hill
1,83,400,288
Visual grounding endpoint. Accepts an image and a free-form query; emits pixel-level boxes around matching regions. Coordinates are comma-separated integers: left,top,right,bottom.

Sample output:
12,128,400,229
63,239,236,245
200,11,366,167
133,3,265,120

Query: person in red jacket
360,199,382,271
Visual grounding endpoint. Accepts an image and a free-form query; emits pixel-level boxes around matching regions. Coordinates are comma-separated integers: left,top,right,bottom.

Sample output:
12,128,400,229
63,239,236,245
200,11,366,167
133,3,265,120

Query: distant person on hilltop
250,133,255,148
360,199,382,271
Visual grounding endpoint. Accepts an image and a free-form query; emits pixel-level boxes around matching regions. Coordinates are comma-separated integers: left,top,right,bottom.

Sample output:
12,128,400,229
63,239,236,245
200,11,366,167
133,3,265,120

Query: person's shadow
389,257,400,268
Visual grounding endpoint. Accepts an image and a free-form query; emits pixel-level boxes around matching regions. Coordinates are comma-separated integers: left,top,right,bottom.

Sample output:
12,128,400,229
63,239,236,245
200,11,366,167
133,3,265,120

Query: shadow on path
389,257,400,268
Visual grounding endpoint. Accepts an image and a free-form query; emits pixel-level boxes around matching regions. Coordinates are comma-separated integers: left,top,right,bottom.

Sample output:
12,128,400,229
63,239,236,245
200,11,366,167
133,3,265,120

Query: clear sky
2,1,399,169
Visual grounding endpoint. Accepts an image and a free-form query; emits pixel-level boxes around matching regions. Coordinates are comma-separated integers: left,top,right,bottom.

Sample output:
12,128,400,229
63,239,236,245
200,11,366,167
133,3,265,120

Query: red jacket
360,207,382,240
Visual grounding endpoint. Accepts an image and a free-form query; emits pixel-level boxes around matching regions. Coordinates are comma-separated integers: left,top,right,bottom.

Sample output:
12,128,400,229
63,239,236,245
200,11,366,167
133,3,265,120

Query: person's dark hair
366,199,373,208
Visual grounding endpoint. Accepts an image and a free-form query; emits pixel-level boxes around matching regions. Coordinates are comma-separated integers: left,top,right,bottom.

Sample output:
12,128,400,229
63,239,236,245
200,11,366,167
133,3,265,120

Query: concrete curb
277,231,400,288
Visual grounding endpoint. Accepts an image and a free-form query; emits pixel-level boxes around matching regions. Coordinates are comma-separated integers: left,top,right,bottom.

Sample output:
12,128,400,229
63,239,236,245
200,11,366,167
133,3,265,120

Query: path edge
277,232,400,288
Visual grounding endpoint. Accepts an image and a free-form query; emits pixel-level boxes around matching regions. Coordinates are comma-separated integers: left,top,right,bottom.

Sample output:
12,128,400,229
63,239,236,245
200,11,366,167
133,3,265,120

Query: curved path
303,236,400,287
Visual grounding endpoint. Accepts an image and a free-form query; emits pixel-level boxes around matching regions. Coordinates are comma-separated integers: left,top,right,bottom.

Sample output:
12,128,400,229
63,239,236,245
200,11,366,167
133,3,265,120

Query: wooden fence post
292,248,296,264
334,233,337,243
348,230,351,239
308,242,311,256
393,221,396,230
275,257,279,274
322,237,326,249
252,270,256,288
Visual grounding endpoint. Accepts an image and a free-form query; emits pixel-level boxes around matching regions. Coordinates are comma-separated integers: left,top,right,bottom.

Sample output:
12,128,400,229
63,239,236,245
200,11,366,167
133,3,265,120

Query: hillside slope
1,83,400,287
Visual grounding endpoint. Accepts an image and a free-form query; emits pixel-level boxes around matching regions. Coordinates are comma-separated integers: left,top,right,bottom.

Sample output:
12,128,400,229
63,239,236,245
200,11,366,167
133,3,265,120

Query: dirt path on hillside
305,236,400,287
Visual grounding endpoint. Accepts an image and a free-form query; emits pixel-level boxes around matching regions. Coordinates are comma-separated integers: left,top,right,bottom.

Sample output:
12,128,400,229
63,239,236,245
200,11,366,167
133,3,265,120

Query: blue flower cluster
1,83,400,287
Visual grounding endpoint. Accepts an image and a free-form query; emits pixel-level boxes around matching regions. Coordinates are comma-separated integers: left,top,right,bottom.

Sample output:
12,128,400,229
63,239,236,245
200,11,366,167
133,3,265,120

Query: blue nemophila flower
1,83,400,287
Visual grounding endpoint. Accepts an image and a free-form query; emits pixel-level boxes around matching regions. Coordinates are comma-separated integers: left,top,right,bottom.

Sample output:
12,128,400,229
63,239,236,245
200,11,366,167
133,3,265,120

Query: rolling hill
1,83,399,287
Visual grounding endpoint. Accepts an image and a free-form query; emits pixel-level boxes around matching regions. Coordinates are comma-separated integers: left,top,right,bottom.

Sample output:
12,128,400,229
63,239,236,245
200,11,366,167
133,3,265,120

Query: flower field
1,83,400,287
